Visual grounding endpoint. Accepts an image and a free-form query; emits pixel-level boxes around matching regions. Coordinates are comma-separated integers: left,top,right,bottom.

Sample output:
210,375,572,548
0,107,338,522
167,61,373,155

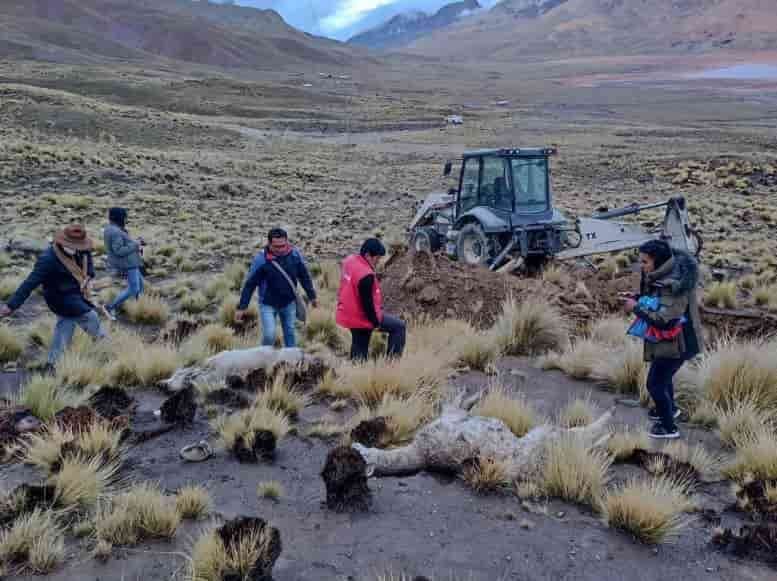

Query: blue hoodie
238,247,316,310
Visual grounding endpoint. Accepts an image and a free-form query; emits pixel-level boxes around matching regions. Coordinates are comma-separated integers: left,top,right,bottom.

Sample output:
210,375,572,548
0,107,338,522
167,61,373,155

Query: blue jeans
49,310,107,365
647,358,686,431
109,268,144,311
261,302,297,348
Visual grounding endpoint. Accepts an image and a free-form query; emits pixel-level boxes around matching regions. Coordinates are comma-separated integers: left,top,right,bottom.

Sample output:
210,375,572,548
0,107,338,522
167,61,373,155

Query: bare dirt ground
1,51,777,580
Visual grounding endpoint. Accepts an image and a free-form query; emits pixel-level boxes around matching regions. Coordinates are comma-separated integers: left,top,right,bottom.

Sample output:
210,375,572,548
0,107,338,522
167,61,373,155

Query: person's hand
137,237,146,247
0,304,12,318
311,299,320,309
235,309,246,323
622,298,637,314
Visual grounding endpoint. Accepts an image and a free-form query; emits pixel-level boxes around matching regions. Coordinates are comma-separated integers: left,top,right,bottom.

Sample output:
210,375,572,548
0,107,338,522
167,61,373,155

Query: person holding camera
103,207,145,320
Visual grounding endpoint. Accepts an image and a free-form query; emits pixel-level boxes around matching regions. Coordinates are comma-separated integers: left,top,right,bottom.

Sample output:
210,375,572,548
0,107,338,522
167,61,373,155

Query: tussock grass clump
0,508,65,573
123,294,170,325
55,352,107,390
257,373,308,419
223,262,247,291
557,394,597,428
180,324,238,365
542,434,612,506
705,281,738,309
724,429,777,483
473,382,538,437
453,325,498,371
462,456,511,495
607,428,649,461
715,398,773,447
22,426,74,471
0,324,24,363
176,485,211,520
49,455,120,509
541,339,601,380
26,316,55,348
662,441,722,481
109,333,179,387
589,316,630,347
303,309,344,351
590,339,647,395
257,481,284,500
303,420,345,439
180,292,210,315
350,392,434,447
23,420,124,473
214,401,290,452
491,296,568,356
218,297,258,327
203,277,232,301
96,482,180,545
693,339,777,413
602,475,694,544
0,276,23,301
16,375,79,422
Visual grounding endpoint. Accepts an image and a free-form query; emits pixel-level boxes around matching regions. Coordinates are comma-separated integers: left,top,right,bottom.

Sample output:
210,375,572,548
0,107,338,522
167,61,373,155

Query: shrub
473,383,538,437
491,296,568,356
705,281,738,309
0,509,65,573
542,434,612,506
175,485,211,520
602,475,693,544
123,294,170,325
0,324,24,363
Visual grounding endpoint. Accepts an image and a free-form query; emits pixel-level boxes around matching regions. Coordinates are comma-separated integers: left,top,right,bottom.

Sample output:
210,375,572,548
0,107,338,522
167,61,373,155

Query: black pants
350,313,407,362
646,358,685,431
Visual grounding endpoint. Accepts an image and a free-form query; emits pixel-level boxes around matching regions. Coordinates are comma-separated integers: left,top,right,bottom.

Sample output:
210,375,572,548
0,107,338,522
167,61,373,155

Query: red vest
336,254,383,330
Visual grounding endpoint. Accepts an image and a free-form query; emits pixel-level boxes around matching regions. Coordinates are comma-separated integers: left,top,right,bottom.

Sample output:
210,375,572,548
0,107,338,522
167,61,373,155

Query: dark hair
267,228,288,243
360,238,386,257
108,207,127,228
639,239,673,268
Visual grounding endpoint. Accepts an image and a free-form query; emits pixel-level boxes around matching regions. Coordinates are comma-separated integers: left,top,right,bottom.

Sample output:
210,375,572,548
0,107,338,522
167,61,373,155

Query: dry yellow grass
692,339,777,413
542,434,612,506
188,521,277,581
0,508,65,573
16,374,79,422
218,296,258,327
256,372,309,419
473,382,538,437
541,339,602,380
491,295,569,356
606,428,649,461
462,456,512,494
452,324,499,371
588,316,630,347
602,475,694,544
214,400,291,451
55,351,108,390
176,485,212,520
0,323,24,363
557,394,597,428
22,426,75,472
302,309,345,351
723,429,777,482
96,482,180,545
180,291,210,315
0,275,23,301
108,333,179,387
123,293,170,325
704,281,738,309
715,398,773,447
590,339,647,396
180,323,238,365
49,454,121,509
662,441,722,480
349,392,434,446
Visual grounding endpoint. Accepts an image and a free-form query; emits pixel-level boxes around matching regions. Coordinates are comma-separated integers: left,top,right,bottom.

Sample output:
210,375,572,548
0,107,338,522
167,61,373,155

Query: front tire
456,223,492,266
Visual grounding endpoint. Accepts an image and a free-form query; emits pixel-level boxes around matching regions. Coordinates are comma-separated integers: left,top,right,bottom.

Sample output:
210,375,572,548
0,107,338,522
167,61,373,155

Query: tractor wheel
411,228,437,254
456,223,492,266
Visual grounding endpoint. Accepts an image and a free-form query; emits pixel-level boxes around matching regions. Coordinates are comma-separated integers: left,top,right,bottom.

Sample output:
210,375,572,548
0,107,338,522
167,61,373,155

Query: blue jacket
8,246,95,318
238,247,316,310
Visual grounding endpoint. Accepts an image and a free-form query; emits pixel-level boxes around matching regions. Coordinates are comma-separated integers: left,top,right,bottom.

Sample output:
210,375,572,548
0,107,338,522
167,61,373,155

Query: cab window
459,157,480,213
479,156,512,211
511,158,549,213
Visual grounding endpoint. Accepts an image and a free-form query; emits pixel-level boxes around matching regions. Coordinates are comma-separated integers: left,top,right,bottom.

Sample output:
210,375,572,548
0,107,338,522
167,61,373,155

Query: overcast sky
230,0,499,40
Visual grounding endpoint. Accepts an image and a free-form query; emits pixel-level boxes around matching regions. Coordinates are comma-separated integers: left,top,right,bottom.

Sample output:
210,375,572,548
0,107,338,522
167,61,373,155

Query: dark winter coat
238,247,316,310
7,246,95,318
104,222,141,273
635,249,704,361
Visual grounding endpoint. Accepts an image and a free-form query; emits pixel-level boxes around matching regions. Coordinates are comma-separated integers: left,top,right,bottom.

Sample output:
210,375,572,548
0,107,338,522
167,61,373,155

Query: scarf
53,244,92,302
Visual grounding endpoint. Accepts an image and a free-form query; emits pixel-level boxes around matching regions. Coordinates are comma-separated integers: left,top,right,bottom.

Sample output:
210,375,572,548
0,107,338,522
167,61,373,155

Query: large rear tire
456,223,492,266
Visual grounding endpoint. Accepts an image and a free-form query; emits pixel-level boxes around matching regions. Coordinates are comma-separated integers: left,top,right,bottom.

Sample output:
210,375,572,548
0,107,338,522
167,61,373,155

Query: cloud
320,0,399,33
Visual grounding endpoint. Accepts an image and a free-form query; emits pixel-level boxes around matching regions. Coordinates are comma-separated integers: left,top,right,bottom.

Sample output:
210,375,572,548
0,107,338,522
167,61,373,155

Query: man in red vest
336,238,406,361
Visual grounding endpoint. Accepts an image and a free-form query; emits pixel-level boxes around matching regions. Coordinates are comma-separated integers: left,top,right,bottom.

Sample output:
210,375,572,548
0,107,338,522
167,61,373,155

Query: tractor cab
446,147,557,226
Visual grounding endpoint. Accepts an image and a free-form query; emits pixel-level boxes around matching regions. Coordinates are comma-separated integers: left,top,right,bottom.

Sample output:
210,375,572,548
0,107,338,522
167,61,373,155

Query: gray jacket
104,223,142,273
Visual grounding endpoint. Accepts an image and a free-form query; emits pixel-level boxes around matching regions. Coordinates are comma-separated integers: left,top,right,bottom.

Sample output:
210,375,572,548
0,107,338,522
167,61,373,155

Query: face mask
62,246,77,256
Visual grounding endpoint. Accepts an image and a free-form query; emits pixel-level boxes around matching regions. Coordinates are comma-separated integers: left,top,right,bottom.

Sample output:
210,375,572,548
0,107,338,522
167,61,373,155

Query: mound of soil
160,386,197,425
381,250,637,330
55,406,98,432
321,446,371,512
88,386,134,420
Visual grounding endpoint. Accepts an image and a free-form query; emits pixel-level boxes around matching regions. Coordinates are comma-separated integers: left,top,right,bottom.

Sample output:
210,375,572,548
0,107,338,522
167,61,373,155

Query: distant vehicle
445,115,464,125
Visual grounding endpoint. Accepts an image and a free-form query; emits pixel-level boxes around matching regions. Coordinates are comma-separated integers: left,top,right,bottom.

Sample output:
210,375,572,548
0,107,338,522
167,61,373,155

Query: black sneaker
649,424,680,440
648,408,682,422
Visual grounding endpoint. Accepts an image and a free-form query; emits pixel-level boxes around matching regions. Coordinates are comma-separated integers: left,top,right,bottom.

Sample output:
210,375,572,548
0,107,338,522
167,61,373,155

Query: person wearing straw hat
0,224,108,368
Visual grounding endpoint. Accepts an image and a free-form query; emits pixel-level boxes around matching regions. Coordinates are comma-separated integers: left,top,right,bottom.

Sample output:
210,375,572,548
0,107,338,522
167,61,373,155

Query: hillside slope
0,0,360,69
349,0,481,50
408,0,777,59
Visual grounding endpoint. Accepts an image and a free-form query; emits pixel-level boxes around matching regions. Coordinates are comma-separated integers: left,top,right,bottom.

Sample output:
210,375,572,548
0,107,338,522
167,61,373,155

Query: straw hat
54,224,93,251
